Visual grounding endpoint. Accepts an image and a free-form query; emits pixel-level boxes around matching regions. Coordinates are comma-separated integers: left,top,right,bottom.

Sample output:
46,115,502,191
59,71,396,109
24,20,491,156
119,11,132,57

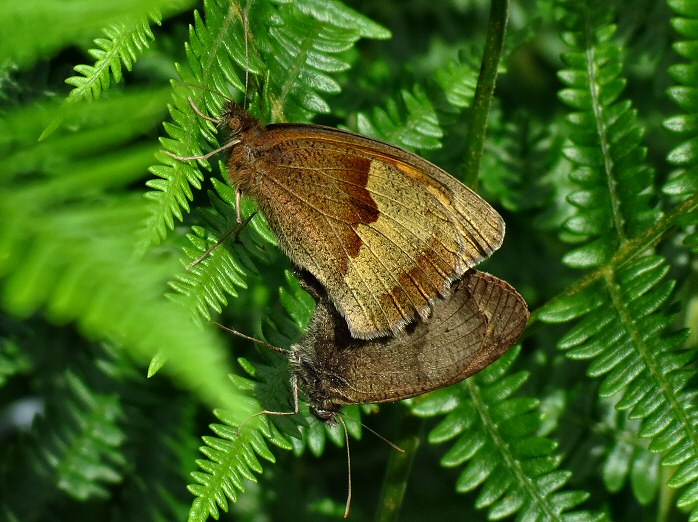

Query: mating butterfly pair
203,102,528,418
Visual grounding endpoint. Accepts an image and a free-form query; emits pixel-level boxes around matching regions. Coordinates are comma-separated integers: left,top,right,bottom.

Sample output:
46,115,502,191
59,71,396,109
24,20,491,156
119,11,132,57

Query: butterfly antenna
163,136,241,162
340,412,404,453
338,415,352,519
187,96,220,124
212,322,289,355
243,12,250,106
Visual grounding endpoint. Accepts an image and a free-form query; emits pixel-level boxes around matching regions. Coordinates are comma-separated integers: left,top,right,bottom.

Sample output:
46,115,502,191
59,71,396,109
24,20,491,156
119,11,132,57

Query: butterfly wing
231,124,504,339
313,270,529,406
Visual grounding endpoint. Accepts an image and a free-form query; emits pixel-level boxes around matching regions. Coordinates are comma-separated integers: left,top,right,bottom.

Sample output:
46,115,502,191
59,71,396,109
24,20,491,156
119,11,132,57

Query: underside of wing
324,271,529,405
243,126,505,339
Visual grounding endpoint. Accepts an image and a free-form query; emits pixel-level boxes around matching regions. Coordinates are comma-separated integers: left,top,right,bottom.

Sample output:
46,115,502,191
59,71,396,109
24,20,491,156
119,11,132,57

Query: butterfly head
221,102,264,139
290,344,345,423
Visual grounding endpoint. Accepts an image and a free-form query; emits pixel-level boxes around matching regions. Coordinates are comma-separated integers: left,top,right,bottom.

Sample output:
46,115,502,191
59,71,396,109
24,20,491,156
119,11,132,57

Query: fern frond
65,10,163,101
188,270,302,521
598,397,660,506
167,179,266,321
538,1,698,517
265,0,390,122
434,56,479,111
267,272,363,454
188,396,292,521
356,84,443,150
0,93,250,419
93,344,198,522
186,273,308,520
187,268,376,518
540,254,696,517
144,0,249,246
481,110,558,213
557,11,660,268
412,347,599,521
350,60,475,161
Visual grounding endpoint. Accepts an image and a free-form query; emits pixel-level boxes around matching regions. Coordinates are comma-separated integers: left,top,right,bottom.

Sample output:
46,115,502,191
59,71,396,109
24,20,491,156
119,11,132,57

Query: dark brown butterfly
288,269,528,422
179,102,505,340
217,269,527,518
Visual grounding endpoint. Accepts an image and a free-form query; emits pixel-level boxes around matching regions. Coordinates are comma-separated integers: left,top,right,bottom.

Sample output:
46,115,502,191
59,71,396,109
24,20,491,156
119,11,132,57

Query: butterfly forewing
229,119,505,339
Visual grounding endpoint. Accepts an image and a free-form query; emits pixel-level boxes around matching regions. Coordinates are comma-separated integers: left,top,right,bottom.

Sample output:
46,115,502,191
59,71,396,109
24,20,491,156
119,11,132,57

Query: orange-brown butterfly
176,101,504,340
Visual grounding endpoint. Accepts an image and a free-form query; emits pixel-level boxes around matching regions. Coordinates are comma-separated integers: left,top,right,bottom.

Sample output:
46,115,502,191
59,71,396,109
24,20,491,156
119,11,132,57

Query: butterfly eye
228,116,242,134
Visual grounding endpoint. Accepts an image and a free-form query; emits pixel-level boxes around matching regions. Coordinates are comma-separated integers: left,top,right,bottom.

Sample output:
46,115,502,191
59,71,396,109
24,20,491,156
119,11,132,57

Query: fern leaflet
65,10,163,101
412,347,599,521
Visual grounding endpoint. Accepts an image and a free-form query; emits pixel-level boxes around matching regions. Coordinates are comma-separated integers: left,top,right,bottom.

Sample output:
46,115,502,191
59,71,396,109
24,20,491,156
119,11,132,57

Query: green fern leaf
265,0,390,121
0,366,125,518
412,347,599,521
166,179,278,321
0,93,252,423
186,266,377,518
557,23,660,267
356,84,442,150
186,316,302,520
434,56,479,110
480,110,558,213
188,401,291,521
65,9,164,101
665,0,698,252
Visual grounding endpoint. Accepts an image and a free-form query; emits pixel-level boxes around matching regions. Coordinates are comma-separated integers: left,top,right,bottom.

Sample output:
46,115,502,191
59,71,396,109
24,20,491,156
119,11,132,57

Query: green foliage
2,0,698,521
536,1,698,521
665,0,698,251
0,0,182,70
65,9,166,102
413,347,597,521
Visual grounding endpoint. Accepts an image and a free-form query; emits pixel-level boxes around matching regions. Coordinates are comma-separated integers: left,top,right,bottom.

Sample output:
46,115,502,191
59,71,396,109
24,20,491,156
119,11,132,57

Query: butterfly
202,103,505,340
216,269,526,519
289,269,528,421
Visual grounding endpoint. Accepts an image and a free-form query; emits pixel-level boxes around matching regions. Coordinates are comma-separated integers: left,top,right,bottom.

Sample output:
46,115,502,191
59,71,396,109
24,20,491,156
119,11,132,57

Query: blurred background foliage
1,0,697,521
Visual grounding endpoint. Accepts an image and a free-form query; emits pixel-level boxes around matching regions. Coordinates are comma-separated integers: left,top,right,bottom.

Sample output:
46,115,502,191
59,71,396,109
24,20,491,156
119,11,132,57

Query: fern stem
462,0,508,189
531,193,698,327
582,12,627,243
604,264,698,473
272,18,319,122
374,413,424,522
466,378,565,521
